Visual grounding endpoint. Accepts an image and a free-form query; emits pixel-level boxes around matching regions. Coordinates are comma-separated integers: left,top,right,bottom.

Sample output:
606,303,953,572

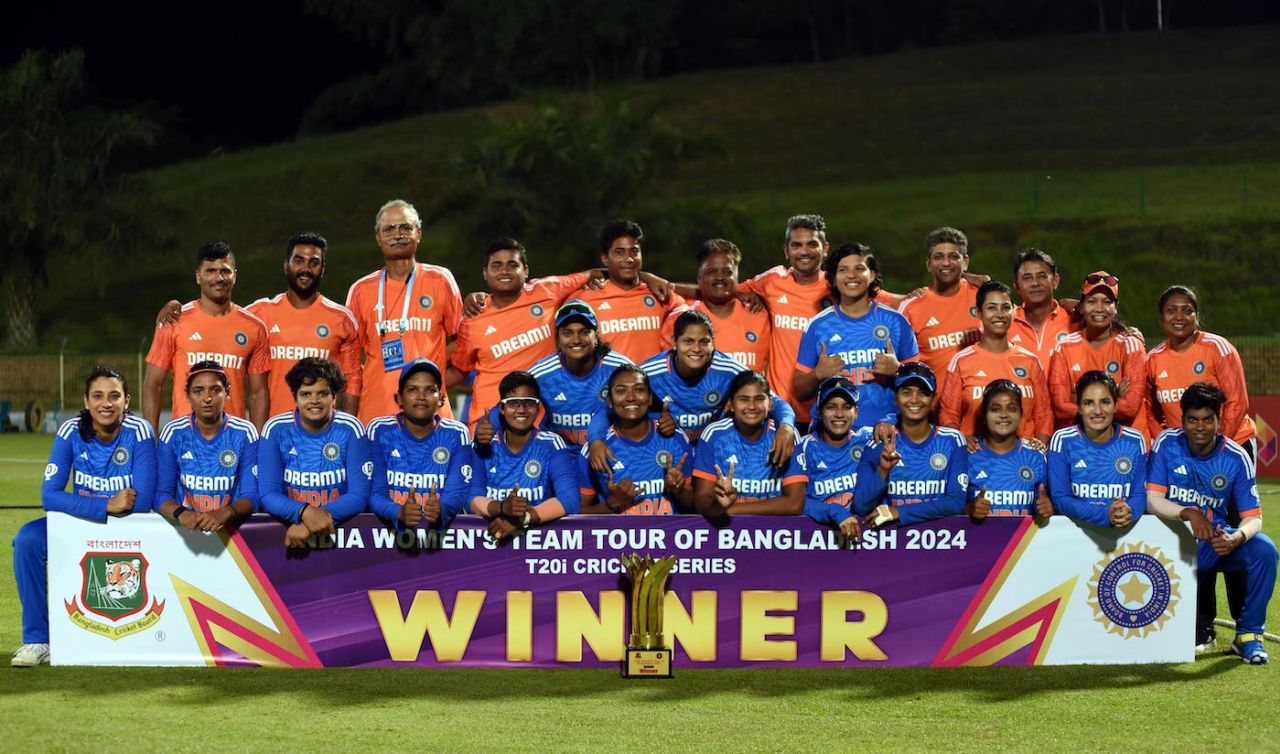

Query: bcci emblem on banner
64,552,164,640
1087,543,1179,639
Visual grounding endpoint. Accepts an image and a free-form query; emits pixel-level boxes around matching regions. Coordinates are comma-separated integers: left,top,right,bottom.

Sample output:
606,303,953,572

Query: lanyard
375,265,416,337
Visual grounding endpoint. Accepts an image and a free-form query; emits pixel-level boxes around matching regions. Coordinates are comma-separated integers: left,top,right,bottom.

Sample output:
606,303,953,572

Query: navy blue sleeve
156,438,179,509
548,447,581,516
1126,439,1147,518
440,444,475,525
234,438,261,512
326,434,372,524
768,395,796,429
853,443,887,516
367,434,400,525
898,437,967,525
41,431,108,521
258,430,302,523
1048,441,1111,526
129,437,158,514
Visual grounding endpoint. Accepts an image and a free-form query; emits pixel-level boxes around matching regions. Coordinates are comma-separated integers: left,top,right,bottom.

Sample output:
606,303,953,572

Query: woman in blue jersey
472,371,580,541
801,376,874,537
965,379,1052,520
692,371,807,516
528,299,632,448
855,363,968,527
11,366,156,667
156,361,259,531
579,364,694,516
1046,371,1147,528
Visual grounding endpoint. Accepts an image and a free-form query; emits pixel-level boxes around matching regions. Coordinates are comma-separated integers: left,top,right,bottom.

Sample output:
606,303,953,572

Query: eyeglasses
1084,273,1118,287
379,222,418,236
500,397,542,410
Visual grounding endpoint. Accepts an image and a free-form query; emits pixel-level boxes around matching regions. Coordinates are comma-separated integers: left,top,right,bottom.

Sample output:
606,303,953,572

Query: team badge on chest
929,452,947,471
322,442,341,462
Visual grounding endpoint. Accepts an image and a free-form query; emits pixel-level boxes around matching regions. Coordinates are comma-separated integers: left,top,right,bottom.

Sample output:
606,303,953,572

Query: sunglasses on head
1085,273,1119,287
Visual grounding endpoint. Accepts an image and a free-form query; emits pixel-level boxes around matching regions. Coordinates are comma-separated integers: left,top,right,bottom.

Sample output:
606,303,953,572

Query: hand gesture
1108,497,1133,528
872,421,896,445
474,410,496,447
604,469,640,512
838,515,862,541
713,462,738,510
965,434,980,453
1210,525,1243,556
815,342,846,380
641,272,673,303
1024,437,1047,453
462,291,489,317
1117,377,1131,397
959,328,981,348
878,435,901,477
423,482,441,524
871,337,899,377
589,439,618,474
284,523,311,548
488,516,519,542
657,399,678,437
768,422,796,467
663,452,688,492
205,506,234,531
400,486,423,527
500,484,528,519
736,290,765,313
584,268,608,289
1177,506,1213,541
863,503,899,529
176,507,202,532
300,505,336,536
156,299,182,327
969,486,991,521
106,488,136,516
1035,484,1054,518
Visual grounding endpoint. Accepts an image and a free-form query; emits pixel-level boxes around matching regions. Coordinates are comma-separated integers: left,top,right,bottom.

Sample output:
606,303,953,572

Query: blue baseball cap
816,376,859,408
555,299,598,330
398,358,442,392
893,362,937,394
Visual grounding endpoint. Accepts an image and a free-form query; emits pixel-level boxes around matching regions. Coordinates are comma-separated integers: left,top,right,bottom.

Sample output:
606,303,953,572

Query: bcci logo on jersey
323,442,341,461
111,447,130,466
524,460,542,478
64,552,164,640
1087,543,1179,639
655,450,673,468
746,331,758,342
235,332,248,346
705,391,722,407
1114,456,1133,475
530,304,544,317
432,447,451,465
1014,366,1028,378
219,449,238,468
1211,474,1228,491
316,324,330,338
1106,361,1120,374
419,295,433,308
872,325,890,341
1019,465,1034,482
929,452,947,471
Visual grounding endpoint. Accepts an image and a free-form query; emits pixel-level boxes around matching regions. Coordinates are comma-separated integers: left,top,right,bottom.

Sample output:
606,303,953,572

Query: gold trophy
621,554,676,678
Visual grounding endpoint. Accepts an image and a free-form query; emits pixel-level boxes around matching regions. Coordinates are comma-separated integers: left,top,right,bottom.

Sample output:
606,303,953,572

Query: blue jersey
530,350,633,447
42,415,157,520
796,302,920,428
855,426,968,524
799,428,874,526
967,439,1045,517
367,414,474,528
577,421,694,516
259,410,372,525
1148,429,1259,527
692,418,807,506
157,414,260,513
1047,424,1147,526
471,430,581,514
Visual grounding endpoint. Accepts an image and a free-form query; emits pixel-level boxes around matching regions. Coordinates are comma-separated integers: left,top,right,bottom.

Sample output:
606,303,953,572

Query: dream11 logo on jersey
64,550,165,639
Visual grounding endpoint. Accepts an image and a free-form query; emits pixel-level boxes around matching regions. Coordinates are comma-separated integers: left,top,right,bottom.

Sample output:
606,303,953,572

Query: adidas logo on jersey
188,331,203,341
817,461,828,470
975,370,987,377
181,451,194,460
391,449,402,458
829,333,842,342
612,460,625,471
289,447,298,456
554,392,567,401
925,316,940,327
1074,459,1087,468
776,295,789,305
79,452,89,460
270,324,281,333
1158,370,1169,379
484,325,497,336
975,470,988,479
598,301,612,310
726,455,739,465
1072,364,1082,372
1011,335,1022,342
1174,464,1187,475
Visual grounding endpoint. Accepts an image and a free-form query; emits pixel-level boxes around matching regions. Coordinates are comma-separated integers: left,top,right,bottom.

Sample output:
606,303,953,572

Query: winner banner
47,513,1195,667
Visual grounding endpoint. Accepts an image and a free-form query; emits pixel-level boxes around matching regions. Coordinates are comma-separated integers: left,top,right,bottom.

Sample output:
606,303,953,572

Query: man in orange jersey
660,239,771,370
898,227,983,379
143,241,270,435
447,238,603,429
346,199,463,424
572,219,685,363
1009,248,1077,368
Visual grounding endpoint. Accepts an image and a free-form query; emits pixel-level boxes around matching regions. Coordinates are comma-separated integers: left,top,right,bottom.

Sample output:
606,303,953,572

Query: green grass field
0,435,1278,752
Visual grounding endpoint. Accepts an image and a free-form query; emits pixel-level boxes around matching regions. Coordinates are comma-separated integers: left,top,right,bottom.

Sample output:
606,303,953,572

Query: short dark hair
785,214,826,245
673,309,714,342
1180,381,1225,417
185,360,230,393
1014,248,1057,278
498,370,541,399
285,357,347,397
285,232,327,261
824,243,882,301
1159,285,1199,315
975,379,1023,439
599,219,643,254
926,227,968,256
726,370,770,401
196,241,234,268
484,237,528,266
1074,370,1118,405
976,280,1013,310
697,238,741,266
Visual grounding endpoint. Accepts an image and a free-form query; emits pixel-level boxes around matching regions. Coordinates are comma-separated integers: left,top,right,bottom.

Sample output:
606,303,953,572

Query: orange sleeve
247,320,271,375
1116,340,1146,424
145,323,176,370
937,359,963,429
1217,344,1250,439
1030,357,1053,438
339,313,363,396
659,308,680,350
451,322,478,372
1048,347,1076,424
441,271,463,337
545,273,589,304
1144,360,1166,439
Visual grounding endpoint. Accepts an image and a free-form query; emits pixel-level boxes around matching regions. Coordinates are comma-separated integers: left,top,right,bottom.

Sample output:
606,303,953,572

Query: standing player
1145,383,1276,663
259,358,371,547
1046,371,1147,527
143,241,270,435
155,361,259,531
447,238,599,429
898,227,982,379
11,367,155,667
347,199,463,424
572,219,685,363
661,239,771,371
793,243,918,435
965,379,1052,519
578,365,694,516
367,359,473,531
800,377,875,536
939,281,1051,444
1010,248,1077,368
854,364,969,527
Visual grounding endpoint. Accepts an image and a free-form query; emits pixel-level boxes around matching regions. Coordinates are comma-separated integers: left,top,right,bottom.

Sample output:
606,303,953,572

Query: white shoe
10,643,50,667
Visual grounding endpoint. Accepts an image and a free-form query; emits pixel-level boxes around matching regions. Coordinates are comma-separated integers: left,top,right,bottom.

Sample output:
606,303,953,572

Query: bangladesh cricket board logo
1087,543,1179,639
64,551,164,640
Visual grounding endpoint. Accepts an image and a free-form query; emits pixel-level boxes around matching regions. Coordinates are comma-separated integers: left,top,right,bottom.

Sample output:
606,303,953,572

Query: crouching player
1146,382,1277,663
855,363,968,526
12,366,155,667
579,364,694,515
156,361,259,530
471,371,580,540
259,358,371,547
801,376,874,537
367,359,473,531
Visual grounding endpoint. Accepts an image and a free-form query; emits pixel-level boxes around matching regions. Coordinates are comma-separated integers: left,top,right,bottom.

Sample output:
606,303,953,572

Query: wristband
297,504,309,524
173,507,188,523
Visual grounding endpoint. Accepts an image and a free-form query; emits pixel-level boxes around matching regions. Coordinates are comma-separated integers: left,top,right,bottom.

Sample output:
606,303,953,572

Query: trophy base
621,648,673,679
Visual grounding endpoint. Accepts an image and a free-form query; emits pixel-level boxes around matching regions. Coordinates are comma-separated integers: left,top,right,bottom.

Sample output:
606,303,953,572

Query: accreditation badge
381,339,406,371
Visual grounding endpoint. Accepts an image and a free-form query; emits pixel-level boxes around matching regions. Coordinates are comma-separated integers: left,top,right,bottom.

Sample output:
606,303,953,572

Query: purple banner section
238,515,1026,668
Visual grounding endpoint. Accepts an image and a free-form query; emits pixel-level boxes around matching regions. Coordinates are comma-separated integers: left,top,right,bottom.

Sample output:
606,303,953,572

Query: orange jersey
1146,331,1256,444
145,301,270,419
1047,331,1147,429
898,280,981,379
1011,302,1077,369
451,274,587,428
740,266,834,415
572,281,685,363
346,262,462,424
247,294,362,416
938,345,1052,439
660,299,771,371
